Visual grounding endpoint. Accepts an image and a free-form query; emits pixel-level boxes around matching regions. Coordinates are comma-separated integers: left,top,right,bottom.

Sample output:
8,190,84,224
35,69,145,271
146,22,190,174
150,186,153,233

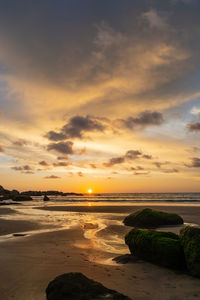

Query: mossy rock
125,228,185,269
180,226,200,277
12,194,32,201
46,272,131,300
123,208,183,228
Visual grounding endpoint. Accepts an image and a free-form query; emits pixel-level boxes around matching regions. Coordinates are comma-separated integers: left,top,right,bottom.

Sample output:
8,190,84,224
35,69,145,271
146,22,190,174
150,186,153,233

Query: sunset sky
0,0,200,193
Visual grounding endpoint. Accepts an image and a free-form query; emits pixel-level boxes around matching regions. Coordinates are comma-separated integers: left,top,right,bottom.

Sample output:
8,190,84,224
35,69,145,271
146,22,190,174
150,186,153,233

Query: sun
88,189,93,194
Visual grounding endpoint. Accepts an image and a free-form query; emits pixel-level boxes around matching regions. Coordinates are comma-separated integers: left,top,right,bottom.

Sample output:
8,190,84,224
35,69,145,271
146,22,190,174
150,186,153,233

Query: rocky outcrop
46,272,131,300
180,226,200,277
123,208,183,228
12,194,32,201
125,228,185,269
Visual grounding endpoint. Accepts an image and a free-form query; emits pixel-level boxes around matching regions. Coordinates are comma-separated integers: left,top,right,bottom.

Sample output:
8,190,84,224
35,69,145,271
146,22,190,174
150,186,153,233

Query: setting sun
88,189,93,194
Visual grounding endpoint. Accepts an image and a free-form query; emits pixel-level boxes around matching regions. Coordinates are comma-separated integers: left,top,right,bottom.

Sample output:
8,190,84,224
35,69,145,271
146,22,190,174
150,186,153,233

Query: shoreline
0,204,200,299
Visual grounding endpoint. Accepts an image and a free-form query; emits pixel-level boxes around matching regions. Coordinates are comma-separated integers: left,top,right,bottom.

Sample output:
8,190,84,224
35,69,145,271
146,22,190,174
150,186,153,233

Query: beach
0,203,200,299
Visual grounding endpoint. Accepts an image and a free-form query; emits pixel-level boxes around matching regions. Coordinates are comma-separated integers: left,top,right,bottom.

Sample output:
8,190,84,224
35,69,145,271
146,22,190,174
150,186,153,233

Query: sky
0,0,200,193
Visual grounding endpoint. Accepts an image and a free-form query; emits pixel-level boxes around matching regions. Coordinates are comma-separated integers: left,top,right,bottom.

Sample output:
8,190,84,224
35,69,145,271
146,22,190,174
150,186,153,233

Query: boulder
123,208,183,228
43,194,50,201
180,226,200,277
46,272,131,300
125,228,185,269
12,194,32,201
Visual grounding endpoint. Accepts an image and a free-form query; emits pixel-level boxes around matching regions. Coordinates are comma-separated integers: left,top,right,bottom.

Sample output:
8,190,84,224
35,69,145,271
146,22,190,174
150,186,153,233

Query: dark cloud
134,171,150,176
104,149,151,167
13,139,28,147
45,131,66,141
62,115,105,139
103,156,125,167
163,168,179,173
11,165,33,171
45,115,106,141
187,122,200,132
11,165,34,174
143,154,152,159
57,156,68,160
130,166,145,171
122,111,164,129
0,146,4,152
125,150,142,160
53,162,68,167
153,161,169,168
190,157,200,167
39,160,49,166
44,175,61,179
47,141,73,154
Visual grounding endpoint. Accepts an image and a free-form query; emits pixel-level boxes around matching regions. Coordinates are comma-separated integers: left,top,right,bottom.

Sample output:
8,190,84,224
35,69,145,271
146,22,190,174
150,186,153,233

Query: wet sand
0,205,200,299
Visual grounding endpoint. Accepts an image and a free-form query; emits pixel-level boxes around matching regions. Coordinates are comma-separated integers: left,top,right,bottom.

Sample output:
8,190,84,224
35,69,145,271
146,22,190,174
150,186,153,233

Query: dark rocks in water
125,228,185,269
12,194,32,201
46,272,131,300
113,254,138,264
123,208,183,228
22,190,83,196
0,185,19,200
43,194,50,201
180,226,200,277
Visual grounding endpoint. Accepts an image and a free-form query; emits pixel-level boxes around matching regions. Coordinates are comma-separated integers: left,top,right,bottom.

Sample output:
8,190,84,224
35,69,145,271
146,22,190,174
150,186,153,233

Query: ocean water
29,192,200,205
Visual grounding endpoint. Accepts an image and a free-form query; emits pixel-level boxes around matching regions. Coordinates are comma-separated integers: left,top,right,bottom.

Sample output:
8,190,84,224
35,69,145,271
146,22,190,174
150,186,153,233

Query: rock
13,233,26,237
12,194,32,201
113,254,138,264
125,228,185,269
123,208,183,228
46,272,131,300
43,194,50,201
180,226,200,277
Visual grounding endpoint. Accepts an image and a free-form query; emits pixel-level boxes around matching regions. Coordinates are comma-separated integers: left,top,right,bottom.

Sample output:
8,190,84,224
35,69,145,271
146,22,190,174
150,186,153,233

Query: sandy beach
0,204,200,299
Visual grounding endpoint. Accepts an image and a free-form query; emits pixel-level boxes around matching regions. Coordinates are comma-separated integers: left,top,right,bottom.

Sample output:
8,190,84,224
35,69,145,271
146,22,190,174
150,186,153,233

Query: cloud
11,165,34,174
47,141,74,154
45,115,106,141
0,146,4,152
153,161,169,168
53,162,68,167
189,157,200,167
90,163,97,169
57,156,68,160
121,111,164,130
187,122,200,131
125,150,142,160
163,168,179,173
13,139,28,147
103,149,151,167
142,9,169,29
103,156,125,167
62,115,105,139
143,154,152,159
134,171,150,176
39,160,49,166
11,165,33,171
44,175,61,179
45,131,66,141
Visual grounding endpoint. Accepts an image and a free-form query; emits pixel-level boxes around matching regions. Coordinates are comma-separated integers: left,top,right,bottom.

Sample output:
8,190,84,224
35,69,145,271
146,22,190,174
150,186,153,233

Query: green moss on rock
46,272,131,300
125,228,185,269
180,226,200,277
123,208,183,228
